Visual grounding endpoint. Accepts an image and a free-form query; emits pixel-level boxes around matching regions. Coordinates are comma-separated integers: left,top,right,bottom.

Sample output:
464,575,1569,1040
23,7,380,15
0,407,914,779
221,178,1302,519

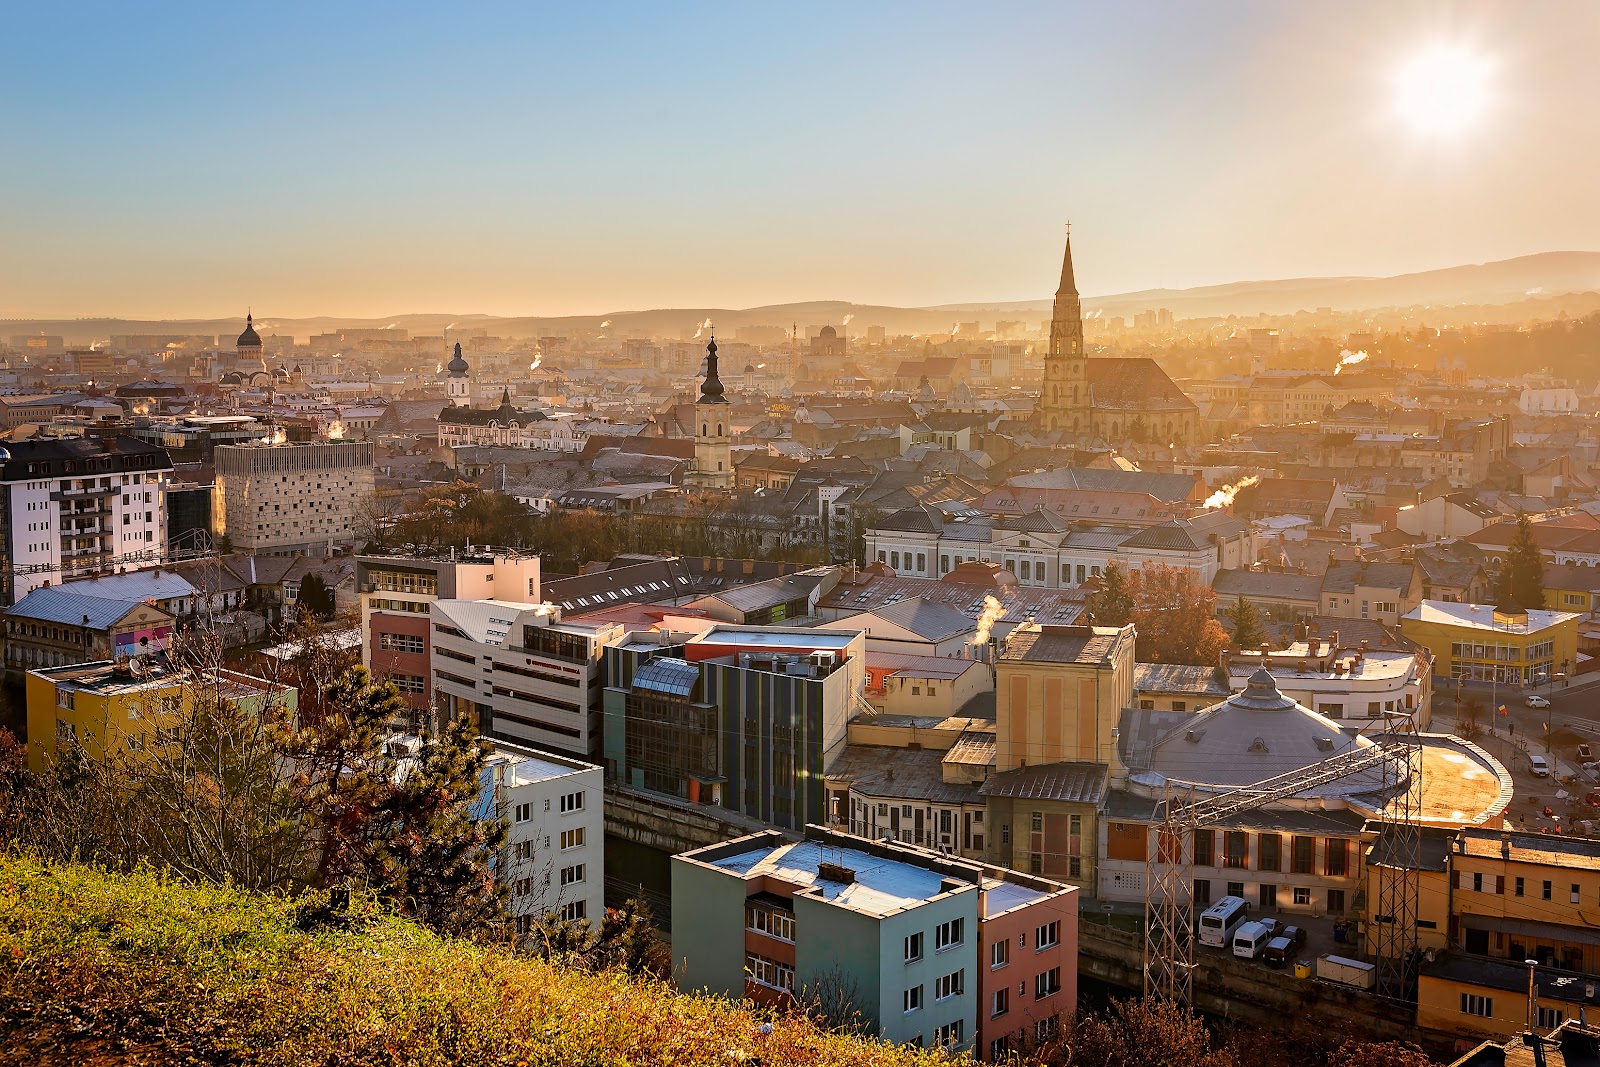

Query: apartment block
672,826,1076,1060
0,434,173,605
356,549,540,717
479,739,605,931
26,659,295,772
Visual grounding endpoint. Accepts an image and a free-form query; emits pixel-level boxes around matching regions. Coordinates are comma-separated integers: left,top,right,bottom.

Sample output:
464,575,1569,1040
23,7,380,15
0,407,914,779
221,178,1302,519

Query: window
1227,881,1245,899
1035,967,1062,998
747,906,795,942
1539,1006,1566,1029
1260,884,1277,909
378,632,425,654
1324,839,1349,878
1258,834,1281,872
990,1037,1011,1060
748,953,794,992
1472,872,1484,893
560,790,584,813
1291,836,1315,874
1327,889,1346,914
514,840,533,861
392,674,426,694
1293,887,1311,906
560,864,585,886
560,828,585,850
1193,829,1214,867
1460,994,1493,1018
1194,879,1211,906
934,970,964,1001
1224,831,1248,869
934,1020,963,1048
1036,921,1060,950
1573,884,1582,904
903,985,923,1013
935,918,964,951
1514,877,1525,897
1544,880,1553,901
514,803,532,823
991,939,1009,969
904,932,924,962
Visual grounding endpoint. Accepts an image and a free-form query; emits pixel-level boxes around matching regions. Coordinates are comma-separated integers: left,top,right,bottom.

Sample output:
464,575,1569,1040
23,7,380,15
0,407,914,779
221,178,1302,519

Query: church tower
446,342,471,407
1038,230,1089,438
687,336,732,490
236,310,264,372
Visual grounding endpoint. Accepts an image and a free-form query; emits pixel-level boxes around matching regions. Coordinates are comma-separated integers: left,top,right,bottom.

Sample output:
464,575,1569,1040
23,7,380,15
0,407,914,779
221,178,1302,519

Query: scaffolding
1371,714,1423,1000
1143,737,1417,1007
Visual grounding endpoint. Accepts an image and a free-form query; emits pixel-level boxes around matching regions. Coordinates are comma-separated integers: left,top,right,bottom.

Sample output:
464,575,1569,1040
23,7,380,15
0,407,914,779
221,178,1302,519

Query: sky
2,0,1597,318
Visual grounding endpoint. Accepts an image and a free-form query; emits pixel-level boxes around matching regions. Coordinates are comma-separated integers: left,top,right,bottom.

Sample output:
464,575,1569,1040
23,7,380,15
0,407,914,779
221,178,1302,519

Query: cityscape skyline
4,1,1598,318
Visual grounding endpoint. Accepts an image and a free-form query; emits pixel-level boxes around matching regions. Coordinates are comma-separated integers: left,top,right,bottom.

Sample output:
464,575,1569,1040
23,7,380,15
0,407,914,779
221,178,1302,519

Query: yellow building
1400,600,1579,687
994,622,1136,771
27,660,296,771
1417,955,1599,1042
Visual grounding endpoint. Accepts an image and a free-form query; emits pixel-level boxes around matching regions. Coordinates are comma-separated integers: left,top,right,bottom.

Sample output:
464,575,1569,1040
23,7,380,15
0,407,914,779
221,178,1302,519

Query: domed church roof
447,342,470,376
236,312,262,349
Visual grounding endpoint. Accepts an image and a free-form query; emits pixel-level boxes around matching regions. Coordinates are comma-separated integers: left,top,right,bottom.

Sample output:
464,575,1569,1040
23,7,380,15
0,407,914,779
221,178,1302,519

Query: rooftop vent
1248,737,1269,754
1185,729,1201,744
817,861,856,885
1315,736,1335,752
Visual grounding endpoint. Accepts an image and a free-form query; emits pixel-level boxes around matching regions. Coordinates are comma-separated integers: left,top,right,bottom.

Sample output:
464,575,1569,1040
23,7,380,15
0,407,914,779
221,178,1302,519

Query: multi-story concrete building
0,433,173,605
356,548,541,717
672,826,1076,1061
213,440,374,554
429,598,621,760
602,624,867,830
25,658,294,771
479,739,604,931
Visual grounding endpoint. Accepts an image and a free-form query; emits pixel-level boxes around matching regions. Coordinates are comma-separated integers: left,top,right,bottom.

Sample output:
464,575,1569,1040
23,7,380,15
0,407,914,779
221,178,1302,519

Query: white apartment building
867,504,1252,588
430,598,623,761
483,740,605,931
213,440,375,554
0,434,173,606
1222,642,1432,730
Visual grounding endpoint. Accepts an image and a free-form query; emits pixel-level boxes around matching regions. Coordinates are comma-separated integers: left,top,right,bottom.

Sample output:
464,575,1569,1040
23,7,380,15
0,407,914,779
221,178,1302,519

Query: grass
0,855,953,1067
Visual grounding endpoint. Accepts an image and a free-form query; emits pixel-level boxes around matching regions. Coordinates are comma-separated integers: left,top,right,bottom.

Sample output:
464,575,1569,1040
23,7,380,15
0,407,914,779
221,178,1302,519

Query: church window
702,423,707,436
717,423,723,436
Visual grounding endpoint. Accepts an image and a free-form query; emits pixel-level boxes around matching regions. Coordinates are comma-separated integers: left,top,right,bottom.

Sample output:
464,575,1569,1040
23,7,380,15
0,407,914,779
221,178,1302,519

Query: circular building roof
447,342,469,376
237,313,261,349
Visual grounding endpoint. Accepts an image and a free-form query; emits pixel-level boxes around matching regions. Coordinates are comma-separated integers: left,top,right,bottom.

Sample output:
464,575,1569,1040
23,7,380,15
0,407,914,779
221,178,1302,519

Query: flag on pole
1498,704,1508,716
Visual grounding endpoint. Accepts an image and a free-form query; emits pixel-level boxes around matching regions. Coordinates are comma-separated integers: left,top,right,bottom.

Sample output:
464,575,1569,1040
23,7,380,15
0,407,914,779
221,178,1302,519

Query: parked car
1262,925,1307,967
1530,753,1552,777
1579,743,1593,761
1526,695,1551,709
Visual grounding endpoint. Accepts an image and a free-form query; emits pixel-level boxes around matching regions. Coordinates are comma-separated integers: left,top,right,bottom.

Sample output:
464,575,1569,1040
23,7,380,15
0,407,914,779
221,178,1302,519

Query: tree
1223,594,1269,649
1128,564,1230,666
1046,997,1236,1067
296,574,337,620
281,667,506,937
1325,1041,1432,1067
1086,563,1135,626
1500,513,1546,610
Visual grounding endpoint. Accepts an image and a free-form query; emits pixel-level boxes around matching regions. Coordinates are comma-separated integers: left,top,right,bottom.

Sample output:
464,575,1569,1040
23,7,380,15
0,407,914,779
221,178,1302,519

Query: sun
1394,45,1491,136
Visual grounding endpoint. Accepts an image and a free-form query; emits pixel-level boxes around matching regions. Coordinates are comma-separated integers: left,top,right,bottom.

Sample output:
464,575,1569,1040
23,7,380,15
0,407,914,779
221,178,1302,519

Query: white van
1198,896,1250,948
1232,920,1273,959
1530,753,1552,777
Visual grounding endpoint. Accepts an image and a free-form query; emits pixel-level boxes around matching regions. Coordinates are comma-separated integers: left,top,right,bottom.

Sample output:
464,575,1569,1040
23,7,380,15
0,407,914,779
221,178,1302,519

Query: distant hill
5,252,1598,344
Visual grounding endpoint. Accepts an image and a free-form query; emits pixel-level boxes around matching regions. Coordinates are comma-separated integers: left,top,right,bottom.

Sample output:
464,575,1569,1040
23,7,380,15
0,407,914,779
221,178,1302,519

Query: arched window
717,423,723,436
702,423,707,437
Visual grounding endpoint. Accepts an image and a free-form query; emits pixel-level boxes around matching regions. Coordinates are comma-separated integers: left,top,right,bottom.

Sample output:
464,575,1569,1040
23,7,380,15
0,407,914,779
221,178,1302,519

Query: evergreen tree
1503,513,1546,610
1223,594,1268,649
296,574,337,620
1086,563,1136,626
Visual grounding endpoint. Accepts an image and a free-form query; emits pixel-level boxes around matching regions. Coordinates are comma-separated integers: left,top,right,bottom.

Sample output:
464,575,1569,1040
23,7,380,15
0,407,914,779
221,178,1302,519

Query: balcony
50,486,117,503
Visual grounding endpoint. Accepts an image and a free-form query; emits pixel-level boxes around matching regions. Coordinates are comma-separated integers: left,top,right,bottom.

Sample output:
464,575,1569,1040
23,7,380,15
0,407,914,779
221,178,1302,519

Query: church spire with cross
1037,223,1089,438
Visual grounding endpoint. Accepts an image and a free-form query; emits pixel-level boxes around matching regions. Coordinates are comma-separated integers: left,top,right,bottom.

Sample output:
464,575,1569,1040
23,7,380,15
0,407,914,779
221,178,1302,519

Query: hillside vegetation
0,855,942,1067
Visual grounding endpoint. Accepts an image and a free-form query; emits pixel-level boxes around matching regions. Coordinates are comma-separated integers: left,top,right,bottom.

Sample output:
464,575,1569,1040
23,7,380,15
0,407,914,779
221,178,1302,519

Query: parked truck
1315,954,1375,990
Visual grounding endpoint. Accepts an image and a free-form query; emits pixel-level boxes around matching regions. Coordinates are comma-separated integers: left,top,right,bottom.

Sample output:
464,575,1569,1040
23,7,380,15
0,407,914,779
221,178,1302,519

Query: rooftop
1001,623,1128,665
1458,826,1600,869
1404,600,1580,634
709,837,968,918
485,739,599,788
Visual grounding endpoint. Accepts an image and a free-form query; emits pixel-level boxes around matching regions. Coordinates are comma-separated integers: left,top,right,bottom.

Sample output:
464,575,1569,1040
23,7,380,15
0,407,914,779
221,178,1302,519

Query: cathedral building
445,342,472,407
684,337,732,490
1035,233,1198,447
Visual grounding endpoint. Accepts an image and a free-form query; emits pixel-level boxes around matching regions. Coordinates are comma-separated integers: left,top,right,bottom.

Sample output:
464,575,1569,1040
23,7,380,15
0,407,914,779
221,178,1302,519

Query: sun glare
1394,45,1491,136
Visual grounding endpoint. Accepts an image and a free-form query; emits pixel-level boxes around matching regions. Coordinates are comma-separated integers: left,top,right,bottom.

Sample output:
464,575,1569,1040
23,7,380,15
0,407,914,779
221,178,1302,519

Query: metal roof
7,586,166,630
631,656,701,697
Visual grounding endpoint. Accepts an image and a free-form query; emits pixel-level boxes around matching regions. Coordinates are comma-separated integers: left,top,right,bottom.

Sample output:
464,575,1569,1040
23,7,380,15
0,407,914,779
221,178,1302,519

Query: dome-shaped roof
446,342,469,376
820,325,837,338
236,313,262,349
272,366,290,378
220,371,245,385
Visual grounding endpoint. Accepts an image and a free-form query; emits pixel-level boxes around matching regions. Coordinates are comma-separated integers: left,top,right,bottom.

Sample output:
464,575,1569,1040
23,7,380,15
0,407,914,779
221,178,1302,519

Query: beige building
213,441,375,554
994,622,1136,771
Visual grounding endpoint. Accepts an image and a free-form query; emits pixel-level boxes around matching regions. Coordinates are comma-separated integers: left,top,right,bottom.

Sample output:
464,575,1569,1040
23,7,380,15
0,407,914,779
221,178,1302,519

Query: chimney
1502,832,1512,859
1331,630,1340,648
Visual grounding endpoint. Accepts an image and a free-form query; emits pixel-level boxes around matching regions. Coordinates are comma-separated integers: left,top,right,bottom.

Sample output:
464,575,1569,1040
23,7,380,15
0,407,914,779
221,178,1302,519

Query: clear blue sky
2,0,1596,317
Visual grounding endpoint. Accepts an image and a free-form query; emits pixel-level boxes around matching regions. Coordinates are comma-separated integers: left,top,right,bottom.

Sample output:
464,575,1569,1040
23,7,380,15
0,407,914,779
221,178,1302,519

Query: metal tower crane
1142,716,1421,1007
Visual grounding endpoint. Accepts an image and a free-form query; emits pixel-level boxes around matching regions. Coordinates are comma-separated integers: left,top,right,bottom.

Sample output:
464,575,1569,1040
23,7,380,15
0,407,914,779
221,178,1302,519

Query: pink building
977,871,1078,1060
